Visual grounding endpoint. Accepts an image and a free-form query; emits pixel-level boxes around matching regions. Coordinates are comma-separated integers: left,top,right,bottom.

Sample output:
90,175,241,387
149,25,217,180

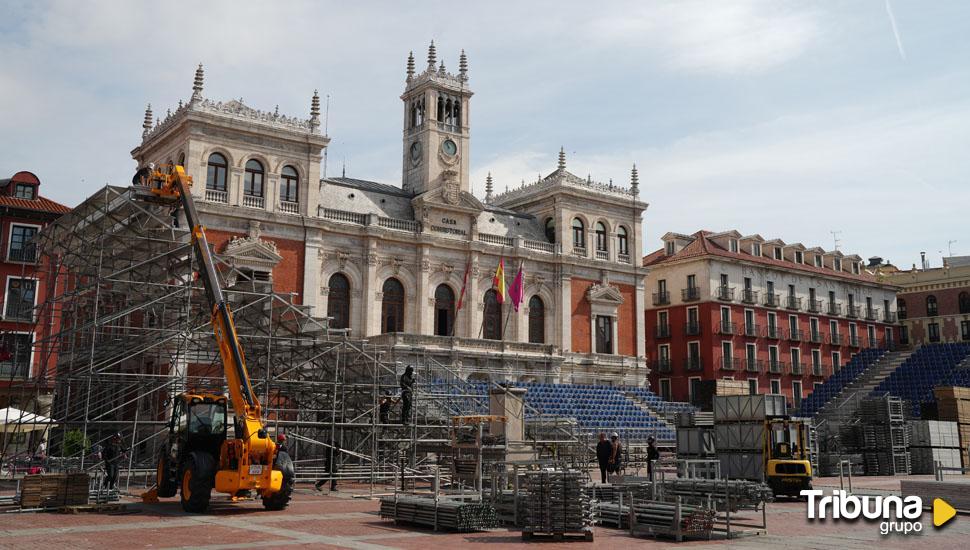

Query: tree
62,429,90,457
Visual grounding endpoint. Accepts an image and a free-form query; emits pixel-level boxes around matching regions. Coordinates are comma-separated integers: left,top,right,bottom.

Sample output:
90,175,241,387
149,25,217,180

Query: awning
0,407,58,433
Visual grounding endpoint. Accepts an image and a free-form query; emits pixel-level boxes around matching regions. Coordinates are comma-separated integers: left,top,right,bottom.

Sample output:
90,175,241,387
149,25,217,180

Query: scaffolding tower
1,185,580,489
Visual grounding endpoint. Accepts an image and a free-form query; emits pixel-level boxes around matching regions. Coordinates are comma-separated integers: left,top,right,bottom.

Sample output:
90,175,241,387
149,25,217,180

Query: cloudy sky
1,1,968,265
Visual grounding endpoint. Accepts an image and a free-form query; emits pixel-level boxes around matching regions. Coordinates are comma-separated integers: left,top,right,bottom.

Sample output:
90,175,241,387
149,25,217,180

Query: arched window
926,295,938,316
960,292,970,314
483,289,502,340
528,295,545,344
571,218,585,249
327,273,350,330
177,152,186,168
617,226,629,256
897,299,907,320
381,278,405,333
595,222,608,252
206,153,227,191
434,284,455,336
244,159,265,197
544,218,556,244
280,165,299,203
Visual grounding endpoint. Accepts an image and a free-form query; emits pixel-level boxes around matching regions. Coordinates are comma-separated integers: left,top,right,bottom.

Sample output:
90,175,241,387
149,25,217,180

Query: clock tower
401,42,472,196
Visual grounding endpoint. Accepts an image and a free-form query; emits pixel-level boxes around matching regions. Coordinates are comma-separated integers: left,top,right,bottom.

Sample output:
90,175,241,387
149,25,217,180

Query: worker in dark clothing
608,432,623,478
647,436,660,481
315,439,340,491
379,390,399,424
595,432,613,484
400,366,415,425
276,433,288,455
101,433,126,490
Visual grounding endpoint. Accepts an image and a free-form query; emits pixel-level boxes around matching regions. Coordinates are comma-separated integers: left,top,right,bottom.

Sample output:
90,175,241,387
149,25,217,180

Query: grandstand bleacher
798,348,886,416
872,343,970,417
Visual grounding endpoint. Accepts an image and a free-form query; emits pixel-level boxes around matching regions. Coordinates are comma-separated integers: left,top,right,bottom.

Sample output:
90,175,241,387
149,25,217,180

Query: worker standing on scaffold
400,366,415,425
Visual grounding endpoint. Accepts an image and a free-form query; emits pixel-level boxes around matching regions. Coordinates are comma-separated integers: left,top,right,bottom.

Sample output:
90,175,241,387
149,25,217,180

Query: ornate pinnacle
557,147,566,170
142,104,153,138
406,51,415,81
309,90,321,132
438,60,446,75
191,63,204,102
485,172,494,203
631,163,640,192
427,40,437,68
459,49,468,80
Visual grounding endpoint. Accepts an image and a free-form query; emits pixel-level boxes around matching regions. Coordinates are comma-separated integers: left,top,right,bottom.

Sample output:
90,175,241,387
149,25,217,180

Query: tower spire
557,147,566,170
191,63,204,103
427,40,437,69
309,90,321,132
142,104,153,138
631,163,639,193
459,49,468,80
406,51,415,81
485,172,494,203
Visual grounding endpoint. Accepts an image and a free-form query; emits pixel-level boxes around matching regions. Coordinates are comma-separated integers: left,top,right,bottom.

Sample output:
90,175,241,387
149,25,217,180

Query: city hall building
130,44,649,384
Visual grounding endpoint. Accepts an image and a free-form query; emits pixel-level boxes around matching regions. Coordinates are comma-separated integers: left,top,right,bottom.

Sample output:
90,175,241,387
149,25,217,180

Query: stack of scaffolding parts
858,397,911,475
934,387,970,468
713,395,785,481
19,473,90,509
628,498,716,541
379,495,498,531
908,420,962,474
522,470,593,541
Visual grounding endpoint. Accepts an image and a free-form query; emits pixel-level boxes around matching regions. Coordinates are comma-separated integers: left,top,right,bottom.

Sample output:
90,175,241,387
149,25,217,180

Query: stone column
416,246,430,335
362,240,379,336
302,233,323,316
558,266,571,352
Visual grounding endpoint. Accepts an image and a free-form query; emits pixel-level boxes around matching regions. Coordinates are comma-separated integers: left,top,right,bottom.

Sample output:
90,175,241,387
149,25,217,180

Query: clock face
409,141,422,163
441,139,457,157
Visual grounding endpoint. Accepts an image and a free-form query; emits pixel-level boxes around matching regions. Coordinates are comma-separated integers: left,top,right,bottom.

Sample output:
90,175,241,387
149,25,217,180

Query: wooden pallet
521,529,593,542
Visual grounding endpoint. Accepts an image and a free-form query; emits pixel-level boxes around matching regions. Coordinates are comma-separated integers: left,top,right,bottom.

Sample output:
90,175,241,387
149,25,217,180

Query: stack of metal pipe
379,496,498,531
630,500,716,537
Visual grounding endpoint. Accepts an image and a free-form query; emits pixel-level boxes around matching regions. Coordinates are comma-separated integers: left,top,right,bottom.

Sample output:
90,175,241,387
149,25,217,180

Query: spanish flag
493,259,506,304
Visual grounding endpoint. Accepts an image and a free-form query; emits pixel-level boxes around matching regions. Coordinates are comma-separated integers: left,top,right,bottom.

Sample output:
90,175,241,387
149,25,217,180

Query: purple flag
508,263,525,312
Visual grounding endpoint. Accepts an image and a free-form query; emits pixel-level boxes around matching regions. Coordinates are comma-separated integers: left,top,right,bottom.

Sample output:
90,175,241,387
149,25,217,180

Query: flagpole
501,259,524,341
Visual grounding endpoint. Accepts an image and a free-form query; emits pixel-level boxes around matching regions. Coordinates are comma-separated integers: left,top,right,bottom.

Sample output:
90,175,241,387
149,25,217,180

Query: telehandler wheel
156,453,177,498
262,451,295,511
180,452,215,513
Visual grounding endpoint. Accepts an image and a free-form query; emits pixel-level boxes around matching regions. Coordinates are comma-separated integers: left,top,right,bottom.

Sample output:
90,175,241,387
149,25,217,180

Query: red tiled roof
643,230,884,284
0,195,71,214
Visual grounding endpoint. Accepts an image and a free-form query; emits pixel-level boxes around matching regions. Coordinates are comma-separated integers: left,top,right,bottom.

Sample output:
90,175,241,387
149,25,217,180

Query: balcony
764,293,780,308
279,200,299,215
808,299,823,313
768,360,783,374
718,356,741,371
242,194,265,209
684,322,702,336
595,249,609,260
827,302,842,316
656,358,672,373
829,332,843,345
788,329,804,342
809,331,823,344
884,311,897,323
715,286,735,302
846,305,861,319
745,358,763,373
741,289,759,304
812,363,823,376
848,335,861,347
682,287,701,302
790,361,803,375
743,323,760,337
785,296,802,311
655,324,671,338
204,188,228,203
572,246,587,257
684,357,703,372
618,253,631,264
7,246,36,263
865,308,879,321
652,291,670,306
765,325,780,339
718,321,737,335
898,310,907,320
0,363,29,378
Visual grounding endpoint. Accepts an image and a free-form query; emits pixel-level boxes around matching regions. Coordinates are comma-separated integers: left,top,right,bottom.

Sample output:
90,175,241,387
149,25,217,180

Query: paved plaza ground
0,477,967,549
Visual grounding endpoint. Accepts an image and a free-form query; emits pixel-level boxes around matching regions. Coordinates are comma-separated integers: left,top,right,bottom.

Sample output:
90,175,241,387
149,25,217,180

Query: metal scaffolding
2,185,580,489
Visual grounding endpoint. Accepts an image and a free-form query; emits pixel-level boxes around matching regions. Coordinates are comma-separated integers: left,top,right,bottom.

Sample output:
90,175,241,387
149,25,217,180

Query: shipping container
714,423,765,452
676,427,716,456
713,395,787,422
716,452,764,481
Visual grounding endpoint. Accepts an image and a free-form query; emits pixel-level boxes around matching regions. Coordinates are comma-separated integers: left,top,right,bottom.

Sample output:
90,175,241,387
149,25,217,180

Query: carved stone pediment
223,222,283,271
587,283,624,306
411,181,484,216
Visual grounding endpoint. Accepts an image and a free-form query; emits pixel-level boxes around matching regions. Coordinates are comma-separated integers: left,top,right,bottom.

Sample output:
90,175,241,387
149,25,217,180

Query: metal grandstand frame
0,184,582,490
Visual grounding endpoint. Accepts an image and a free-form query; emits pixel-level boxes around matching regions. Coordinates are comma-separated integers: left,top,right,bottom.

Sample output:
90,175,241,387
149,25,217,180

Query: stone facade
130,46,650,385
888,256,970,345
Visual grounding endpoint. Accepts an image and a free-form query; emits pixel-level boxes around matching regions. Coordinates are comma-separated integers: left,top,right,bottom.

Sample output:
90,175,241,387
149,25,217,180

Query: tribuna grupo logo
802,490,956,535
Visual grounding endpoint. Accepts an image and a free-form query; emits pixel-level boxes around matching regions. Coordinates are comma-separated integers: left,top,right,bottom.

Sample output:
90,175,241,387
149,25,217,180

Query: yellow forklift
763,417,813,497
136,165,292,512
